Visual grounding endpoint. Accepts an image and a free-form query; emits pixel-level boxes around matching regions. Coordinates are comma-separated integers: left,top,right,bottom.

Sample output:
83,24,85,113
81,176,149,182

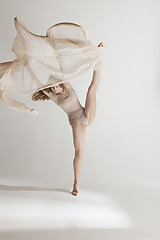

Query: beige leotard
57,87,89,126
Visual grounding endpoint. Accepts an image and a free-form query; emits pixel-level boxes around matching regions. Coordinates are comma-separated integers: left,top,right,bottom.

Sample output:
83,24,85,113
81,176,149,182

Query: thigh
70,121,86,153
84,86,97,124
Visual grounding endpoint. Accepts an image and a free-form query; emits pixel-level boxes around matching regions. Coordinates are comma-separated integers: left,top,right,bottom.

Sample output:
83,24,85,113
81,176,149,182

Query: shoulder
62,82,74,90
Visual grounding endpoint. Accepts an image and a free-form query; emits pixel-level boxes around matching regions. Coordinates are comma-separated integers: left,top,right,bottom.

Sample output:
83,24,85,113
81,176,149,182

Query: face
51,85,63,94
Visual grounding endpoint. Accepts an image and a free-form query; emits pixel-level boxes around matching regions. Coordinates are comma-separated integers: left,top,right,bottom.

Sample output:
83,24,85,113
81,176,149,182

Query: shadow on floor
0,184,71,194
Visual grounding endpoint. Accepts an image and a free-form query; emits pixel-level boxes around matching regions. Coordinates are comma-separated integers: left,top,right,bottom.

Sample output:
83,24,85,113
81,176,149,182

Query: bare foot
71,183,79,196
98,42,104,47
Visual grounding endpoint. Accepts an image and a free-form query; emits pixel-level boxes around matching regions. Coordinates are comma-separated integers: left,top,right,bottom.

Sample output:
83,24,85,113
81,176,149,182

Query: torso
56,87,89,126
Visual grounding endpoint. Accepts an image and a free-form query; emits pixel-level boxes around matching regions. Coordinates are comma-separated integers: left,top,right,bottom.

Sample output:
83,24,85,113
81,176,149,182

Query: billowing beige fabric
0,17,104,115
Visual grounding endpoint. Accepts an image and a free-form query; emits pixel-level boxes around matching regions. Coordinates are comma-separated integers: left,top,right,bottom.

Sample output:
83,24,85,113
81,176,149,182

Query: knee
75,149,84,159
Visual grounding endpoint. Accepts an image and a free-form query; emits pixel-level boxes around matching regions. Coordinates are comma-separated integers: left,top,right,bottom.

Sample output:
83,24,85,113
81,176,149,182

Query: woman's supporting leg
84,67,101,125
70,121,86,196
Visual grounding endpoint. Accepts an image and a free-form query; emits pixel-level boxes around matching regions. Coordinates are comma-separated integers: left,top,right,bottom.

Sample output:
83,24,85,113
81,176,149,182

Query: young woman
32,42,104,196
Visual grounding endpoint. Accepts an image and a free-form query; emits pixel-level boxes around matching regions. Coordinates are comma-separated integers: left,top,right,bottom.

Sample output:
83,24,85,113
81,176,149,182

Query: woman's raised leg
84,66,101,125
84,42,103,126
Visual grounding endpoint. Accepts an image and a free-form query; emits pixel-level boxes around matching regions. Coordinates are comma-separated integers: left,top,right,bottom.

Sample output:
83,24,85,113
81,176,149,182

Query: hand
30,108,39,115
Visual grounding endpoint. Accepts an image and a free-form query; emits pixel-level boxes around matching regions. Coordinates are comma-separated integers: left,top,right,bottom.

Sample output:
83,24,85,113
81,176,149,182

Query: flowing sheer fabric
0,17,105,115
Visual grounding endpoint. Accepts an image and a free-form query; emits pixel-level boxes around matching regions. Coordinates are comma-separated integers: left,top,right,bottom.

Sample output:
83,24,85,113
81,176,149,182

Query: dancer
32,42,104,196
0,18,105,196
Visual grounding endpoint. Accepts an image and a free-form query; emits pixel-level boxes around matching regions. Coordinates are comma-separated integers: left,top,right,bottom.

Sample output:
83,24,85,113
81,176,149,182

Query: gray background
0,0,160,189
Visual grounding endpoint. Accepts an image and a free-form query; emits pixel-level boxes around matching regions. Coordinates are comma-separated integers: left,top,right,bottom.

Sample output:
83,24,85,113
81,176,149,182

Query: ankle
94,59,102,71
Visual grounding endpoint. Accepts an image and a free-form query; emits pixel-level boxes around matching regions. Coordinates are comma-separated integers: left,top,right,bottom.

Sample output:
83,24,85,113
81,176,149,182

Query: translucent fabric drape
0,17,105,115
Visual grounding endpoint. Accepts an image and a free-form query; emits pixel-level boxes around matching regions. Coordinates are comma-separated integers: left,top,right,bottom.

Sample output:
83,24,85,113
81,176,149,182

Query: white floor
0,184,159,240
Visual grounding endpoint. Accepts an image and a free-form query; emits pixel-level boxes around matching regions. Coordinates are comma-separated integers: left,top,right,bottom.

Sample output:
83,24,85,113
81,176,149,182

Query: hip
68,107,89,126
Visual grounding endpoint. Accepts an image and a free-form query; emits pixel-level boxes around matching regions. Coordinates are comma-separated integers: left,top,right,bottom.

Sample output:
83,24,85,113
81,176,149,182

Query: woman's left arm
41,89,51,97
42,89,58,104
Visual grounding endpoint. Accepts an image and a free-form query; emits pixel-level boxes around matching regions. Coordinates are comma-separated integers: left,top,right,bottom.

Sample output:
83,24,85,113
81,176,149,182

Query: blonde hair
31,83,64,101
